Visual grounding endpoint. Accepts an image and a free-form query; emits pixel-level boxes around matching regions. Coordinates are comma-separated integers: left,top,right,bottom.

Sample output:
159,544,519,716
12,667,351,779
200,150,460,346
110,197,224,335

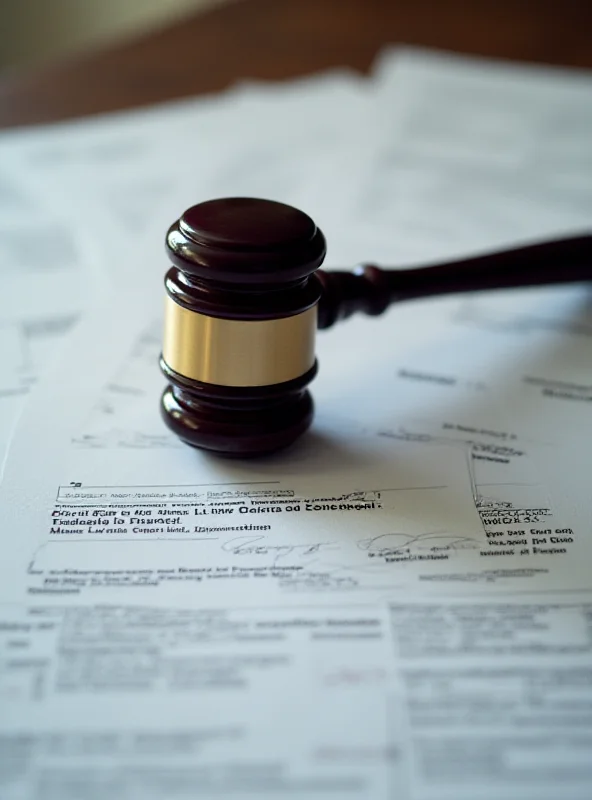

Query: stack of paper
0,48,591,800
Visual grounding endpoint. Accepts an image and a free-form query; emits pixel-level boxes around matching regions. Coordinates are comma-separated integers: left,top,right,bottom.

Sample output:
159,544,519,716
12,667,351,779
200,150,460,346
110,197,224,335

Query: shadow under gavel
159,197,591,457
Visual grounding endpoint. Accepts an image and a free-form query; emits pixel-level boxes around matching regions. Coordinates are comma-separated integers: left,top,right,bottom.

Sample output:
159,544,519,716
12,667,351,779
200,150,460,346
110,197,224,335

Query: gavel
160,197,591,457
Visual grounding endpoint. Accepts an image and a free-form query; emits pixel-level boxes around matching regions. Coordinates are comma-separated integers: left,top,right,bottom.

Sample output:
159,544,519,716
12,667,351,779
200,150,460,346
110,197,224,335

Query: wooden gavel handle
316,234,592,329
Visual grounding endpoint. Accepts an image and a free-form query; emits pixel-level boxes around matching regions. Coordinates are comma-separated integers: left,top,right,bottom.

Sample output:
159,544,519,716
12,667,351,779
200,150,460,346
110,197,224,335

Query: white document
0,287,488,607
1,48,592,800
367,47,592,261
0,162,107,471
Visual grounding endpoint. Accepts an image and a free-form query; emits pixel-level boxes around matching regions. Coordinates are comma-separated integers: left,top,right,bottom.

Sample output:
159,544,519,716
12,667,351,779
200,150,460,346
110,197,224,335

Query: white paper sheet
348,47,592,264
0,171,106,472
1,47,592,800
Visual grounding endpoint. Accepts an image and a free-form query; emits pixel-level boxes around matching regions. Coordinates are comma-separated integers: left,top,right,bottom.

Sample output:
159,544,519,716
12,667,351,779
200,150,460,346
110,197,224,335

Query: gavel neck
316,233,592,330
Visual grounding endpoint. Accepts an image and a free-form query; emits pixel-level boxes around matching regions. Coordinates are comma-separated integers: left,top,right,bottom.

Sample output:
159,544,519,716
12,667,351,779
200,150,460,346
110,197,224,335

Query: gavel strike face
160,197,591,457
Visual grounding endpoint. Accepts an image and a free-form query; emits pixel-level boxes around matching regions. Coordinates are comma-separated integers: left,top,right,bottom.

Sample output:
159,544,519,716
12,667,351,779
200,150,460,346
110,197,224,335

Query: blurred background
0,0,229,71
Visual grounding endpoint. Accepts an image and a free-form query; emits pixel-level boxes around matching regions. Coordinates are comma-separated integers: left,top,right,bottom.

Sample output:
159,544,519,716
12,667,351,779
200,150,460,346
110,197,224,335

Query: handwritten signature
357,531,480,556
222,535,335,561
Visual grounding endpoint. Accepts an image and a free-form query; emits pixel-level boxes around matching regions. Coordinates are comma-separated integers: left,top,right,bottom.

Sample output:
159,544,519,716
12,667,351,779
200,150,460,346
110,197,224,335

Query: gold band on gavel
162,295,317,387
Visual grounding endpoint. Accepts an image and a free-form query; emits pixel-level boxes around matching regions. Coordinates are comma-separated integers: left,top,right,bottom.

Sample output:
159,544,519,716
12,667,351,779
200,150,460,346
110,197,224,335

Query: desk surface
0,0,591,129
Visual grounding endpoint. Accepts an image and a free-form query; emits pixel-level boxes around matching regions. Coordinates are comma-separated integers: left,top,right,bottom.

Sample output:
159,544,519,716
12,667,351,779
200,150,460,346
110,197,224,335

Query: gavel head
160,197,327,457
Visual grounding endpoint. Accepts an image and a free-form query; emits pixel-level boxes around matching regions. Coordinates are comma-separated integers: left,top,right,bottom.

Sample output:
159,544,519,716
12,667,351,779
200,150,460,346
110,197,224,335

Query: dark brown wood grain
1,0,591,129
317,236,592,329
